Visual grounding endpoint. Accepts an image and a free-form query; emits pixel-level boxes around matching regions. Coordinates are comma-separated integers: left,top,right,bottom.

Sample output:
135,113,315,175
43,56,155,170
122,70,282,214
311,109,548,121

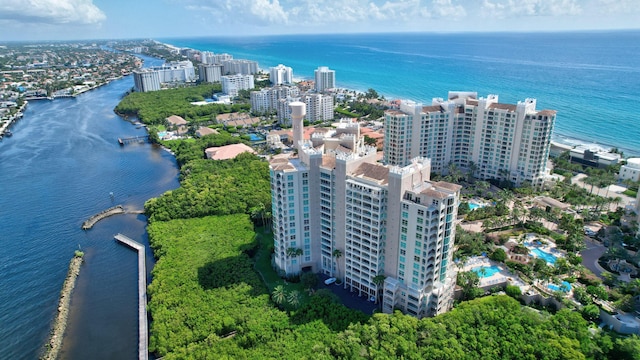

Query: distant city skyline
1,0,639,41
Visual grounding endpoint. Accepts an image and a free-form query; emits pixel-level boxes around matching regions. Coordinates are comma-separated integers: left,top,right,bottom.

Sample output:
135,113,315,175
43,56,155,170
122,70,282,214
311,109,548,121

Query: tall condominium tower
133,69,161,92
270,103,460,319
314,66,335,93
384,92,556,186
270,64,293,85
198,64,223,83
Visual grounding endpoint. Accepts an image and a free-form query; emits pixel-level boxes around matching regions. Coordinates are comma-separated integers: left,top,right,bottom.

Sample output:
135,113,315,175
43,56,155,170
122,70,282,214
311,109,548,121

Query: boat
4,130,12,137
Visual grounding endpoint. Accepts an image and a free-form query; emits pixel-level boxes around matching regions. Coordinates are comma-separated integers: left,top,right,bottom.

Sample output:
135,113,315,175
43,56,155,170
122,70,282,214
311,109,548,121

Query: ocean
163,31,640,156
0,56,180,359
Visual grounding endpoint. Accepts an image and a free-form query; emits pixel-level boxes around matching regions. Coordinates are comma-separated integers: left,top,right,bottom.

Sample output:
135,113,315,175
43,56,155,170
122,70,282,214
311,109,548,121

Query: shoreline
156,38,638,158
40,253,84,360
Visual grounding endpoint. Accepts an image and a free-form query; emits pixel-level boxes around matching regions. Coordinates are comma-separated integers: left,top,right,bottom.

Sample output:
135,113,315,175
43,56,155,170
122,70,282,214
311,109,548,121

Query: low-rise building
205,143,256,160
619,158,640,182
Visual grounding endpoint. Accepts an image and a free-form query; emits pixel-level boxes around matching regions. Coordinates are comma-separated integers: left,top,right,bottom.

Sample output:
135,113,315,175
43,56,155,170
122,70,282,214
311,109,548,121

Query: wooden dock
114,233,148,360
118,135,149,146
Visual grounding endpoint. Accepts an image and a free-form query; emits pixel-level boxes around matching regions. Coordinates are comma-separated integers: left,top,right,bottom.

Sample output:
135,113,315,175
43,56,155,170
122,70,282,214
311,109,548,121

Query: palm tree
372,274,386,304
467,161,478,183
272,285,286,305
332,249,343,280
287,290,301,308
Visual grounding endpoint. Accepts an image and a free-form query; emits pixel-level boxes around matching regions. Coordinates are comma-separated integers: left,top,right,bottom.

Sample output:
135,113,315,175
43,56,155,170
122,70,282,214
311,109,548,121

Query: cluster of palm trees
271,285,301,309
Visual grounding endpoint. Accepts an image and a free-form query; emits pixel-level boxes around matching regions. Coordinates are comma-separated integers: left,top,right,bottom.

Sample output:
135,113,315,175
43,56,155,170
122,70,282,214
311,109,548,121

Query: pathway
114,233,148,360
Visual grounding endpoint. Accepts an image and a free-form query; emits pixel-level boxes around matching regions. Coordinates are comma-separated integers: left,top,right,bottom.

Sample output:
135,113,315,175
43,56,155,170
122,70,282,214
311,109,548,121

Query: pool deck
462,256,528,290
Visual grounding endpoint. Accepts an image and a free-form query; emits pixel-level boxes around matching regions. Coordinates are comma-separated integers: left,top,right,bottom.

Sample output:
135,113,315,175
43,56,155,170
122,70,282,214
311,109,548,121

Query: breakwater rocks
82,205,125,230
41,252,84,360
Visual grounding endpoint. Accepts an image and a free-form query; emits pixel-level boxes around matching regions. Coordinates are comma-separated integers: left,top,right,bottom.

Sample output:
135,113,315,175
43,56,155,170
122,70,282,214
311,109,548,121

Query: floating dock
114,233,148,360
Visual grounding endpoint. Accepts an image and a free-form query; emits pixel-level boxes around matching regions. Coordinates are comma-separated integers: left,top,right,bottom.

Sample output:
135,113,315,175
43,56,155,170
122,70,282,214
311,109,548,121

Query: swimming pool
248,133,264,141
157,131,167,138
472,265,501,278
548,281,572,292
531,248,557,265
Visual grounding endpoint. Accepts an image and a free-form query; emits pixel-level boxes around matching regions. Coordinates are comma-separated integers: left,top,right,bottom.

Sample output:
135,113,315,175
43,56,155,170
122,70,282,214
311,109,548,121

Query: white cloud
181,0,466,27
481,0,582,18
0,0,106,25
595,0,640,14
185,0,287,26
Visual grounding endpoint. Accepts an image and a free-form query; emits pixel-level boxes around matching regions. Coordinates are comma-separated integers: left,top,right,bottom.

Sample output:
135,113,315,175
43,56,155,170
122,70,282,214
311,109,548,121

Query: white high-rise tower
314,66,335,93
289,101,306,150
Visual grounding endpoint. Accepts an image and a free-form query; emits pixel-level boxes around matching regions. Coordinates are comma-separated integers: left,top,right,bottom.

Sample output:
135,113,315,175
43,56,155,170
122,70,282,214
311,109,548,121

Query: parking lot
319,274,378,315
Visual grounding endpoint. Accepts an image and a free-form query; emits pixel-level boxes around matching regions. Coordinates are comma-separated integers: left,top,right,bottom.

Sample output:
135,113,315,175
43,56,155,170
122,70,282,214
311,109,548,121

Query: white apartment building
221,74,255,97
314,66,335,93
250,86,299,114
384,92,556,186
133,69,160,92
153,61,196,83
201,51,233,64
619,158,640,182
133,61,196,91
270,64,293,85
222,59,259,75
198,64,223,83
270,103,460,319
277,94,334,125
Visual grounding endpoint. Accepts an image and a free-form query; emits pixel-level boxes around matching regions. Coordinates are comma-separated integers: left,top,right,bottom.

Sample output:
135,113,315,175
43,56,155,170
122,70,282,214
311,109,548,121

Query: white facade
314,66,335,93
222,59,259,75
619,158,640,182
384,92,556,186
250,86,299,114
221,74,255,97
270,102,460,319
153,61,196,83
133,69,161,92
201,51,232,64
277,94,334,125
198,64,223,83
270,64,293,85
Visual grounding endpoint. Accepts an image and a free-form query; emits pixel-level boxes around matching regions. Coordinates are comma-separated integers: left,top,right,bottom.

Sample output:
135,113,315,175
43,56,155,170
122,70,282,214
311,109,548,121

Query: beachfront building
133,61,196,91
619,158,640,182
270,102,460,319
154,61,196,83
383,92,556,187
250,86,299,115
276,94,334,125
270,64,293,85
314,66,335,93
221,74,255,97
222,59,259,75
201,51,232,64
133,69,160,92
198,64,223,83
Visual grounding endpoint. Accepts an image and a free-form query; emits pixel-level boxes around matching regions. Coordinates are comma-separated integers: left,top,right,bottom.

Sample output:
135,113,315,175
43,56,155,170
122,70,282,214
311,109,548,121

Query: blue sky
0,0,638,41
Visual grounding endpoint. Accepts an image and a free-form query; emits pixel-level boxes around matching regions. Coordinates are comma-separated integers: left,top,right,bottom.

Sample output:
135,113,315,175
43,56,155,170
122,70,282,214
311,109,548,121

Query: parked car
324,277,336,285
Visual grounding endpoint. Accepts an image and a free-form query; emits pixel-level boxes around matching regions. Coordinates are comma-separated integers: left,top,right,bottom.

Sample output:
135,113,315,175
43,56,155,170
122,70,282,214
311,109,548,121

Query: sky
0,0,639,41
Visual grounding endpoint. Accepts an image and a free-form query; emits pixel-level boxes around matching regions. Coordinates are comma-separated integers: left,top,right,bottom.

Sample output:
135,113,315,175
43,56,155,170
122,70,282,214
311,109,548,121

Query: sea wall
82,205,125,229
40,253,84,360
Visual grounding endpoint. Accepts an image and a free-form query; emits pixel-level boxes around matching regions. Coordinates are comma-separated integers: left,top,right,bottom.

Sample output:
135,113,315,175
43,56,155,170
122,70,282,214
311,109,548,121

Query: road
580,237,608,278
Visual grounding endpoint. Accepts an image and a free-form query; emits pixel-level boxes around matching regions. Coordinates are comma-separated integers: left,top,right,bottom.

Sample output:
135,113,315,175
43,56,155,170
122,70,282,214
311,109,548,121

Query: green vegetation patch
144,153,271,222
332,296,611,359
147,215,353,359
115,84,249,125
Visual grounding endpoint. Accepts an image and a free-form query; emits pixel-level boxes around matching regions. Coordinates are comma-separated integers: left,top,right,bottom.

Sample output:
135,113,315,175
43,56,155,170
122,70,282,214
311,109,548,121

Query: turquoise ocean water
163,31,640,156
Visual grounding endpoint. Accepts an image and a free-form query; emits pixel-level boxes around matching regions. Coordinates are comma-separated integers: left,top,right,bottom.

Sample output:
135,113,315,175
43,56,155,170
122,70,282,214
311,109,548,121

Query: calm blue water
531,248,558,265
0,56,179,359
472,265,501,278
164,31,640,155
548,281,572,292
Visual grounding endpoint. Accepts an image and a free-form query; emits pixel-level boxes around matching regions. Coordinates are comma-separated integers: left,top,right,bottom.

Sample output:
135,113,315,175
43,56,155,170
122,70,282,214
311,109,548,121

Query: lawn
253,227,312,308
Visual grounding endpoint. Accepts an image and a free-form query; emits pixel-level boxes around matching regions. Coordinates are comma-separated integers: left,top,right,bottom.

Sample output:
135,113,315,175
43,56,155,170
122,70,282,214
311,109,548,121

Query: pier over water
114,234,148,360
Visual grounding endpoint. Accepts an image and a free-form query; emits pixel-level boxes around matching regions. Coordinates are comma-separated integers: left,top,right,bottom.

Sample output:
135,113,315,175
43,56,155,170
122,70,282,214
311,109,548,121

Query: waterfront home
205,143,256,160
